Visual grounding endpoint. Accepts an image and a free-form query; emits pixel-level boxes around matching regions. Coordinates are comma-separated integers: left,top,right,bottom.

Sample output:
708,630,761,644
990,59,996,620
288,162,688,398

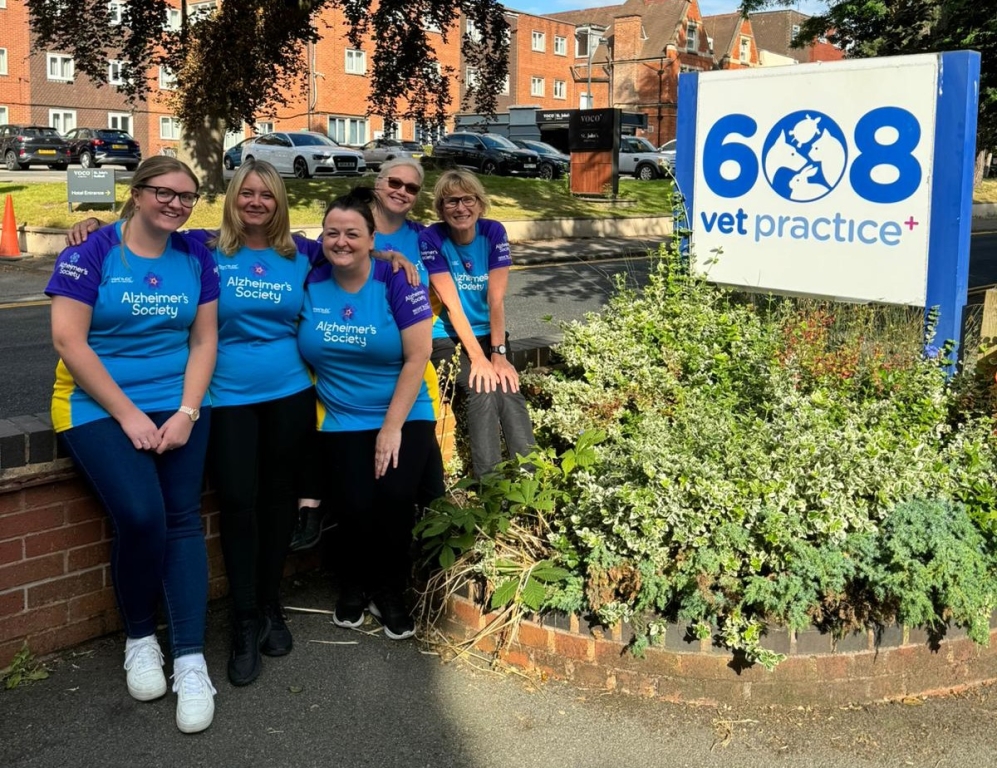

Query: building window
187,1,216,22
423,13,441,33
165,7,181,29
159,66,177,90
740,36,750,62
254,122,274,135
466,19,482,43
500,75,509,96
328,117,367,145
160,116,181,140
532,31,545,52
108,59,124,85
107,1,123,24
530,76,544,97
0,107,8,125
554,35,566,56
0,49,7,76
50,110,76,134
108,112,131,133
553,80,566,100
47,54,74,82
576,31,599,59
345,49,366,75
0,1,7,8
686,22,697,51
465,66,478,89
791,24,801,38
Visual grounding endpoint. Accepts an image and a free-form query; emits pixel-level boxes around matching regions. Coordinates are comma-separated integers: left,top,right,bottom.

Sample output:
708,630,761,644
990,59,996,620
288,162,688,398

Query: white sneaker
123,636,167,701
172,662,217,734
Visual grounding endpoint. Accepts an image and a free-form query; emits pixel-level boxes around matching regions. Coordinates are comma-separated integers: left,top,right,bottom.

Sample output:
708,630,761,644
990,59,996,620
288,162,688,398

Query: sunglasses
383,176,422,196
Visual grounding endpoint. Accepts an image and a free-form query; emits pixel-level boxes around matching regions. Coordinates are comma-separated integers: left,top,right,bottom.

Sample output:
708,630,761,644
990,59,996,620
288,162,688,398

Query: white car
658,139,677,171
242,131,366,178
359,138,424,171
618,136,671,180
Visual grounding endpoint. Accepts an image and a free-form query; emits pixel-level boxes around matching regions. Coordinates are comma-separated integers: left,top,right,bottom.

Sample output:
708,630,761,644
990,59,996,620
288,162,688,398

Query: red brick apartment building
0,0,38,126
749,8,844,64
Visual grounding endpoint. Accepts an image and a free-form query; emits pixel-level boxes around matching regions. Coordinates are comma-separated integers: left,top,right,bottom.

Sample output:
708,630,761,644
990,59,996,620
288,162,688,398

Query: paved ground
5,568,997,768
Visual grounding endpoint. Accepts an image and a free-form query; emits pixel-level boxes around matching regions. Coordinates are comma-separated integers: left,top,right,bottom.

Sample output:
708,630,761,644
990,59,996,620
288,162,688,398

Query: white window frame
160,116,181,140
345,49,366,75
739,36,750,62
465,66,478,89
532,31,545,52
187,1,216,22
47,53,74,82
108,112,131,133
422,13,441,33
554,36,566,56
108,59,124,85
107,1,123,25
0,48,7,77
49,109,76,134
159,66,177,90
165,7,181,30
254,121,274,135
328,116,367,146
553,79,566,100
791,24,801,38
0,107,8,126
530,76,544,97
686,22,697,52
0,1,7,8
466,19,482,43
500,75,509,96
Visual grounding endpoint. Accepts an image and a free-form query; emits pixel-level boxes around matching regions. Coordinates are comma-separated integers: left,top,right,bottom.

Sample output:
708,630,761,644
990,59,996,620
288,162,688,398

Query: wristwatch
490,344,507,356
178,405,200,423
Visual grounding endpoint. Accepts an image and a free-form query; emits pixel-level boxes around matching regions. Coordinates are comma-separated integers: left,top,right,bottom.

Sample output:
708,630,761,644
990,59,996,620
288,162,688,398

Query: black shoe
333,585,366,629
227,614,270,686
289,507,334,552
368,591,415,640
260,603,293,657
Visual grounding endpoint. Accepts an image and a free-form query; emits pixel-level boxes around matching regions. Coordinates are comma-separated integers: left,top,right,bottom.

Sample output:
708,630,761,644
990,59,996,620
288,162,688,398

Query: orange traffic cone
0,194,21,259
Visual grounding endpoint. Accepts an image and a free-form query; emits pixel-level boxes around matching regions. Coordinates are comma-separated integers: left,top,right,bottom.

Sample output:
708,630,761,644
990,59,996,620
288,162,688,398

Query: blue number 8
849,107,921,204
702,114,759,198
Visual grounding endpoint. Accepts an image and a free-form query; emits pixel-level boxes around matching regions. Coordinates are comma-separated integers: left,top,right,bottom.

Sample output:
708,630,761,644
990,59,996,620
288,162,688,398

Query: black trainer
368,591,415,640
260,603,293,657
289,507,334,552
333,585,366,629
228,614,271,686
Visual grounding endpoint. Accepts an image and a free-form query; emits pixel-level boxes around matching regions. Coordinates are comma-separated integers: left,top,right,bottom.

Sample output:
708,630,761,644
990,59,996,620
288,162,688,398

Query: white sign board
676,52,980,346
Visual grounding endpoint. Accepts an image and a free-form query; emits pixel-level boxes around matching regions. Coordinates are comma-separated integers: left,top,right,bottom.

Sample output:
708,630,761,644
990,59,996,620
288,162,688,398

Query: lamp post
586,34,598,109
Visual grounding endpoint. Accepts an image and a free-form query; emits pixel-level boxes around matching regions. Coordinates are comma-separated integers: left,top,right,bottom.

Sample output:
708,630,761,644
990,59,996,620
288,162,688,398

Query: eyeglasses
383,176,422,196
442,195,478,210
136,184,200,208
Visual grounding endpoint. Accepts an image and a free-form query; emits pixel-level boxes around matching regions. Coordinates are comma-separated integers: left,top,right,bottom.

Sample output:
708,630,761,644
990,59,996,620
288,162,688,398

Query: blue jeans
60,410,211,658
432,335,535,479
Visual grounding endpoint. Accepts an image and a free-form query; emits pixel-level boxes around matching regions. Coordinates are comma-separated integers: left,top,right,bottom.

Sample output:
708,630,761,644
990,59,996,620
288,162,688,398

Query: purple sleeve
182,229,217,249
385,263,433,330
292,233,324,267
186,238,220,304
480,219,512,271
44,232,112,306
418,224,450,274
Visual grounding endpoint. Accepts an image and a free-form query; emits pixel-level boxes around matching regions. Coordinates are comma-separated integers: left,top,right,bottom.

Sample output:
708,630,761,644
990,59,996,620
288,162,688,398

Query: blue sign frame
676,51,981,354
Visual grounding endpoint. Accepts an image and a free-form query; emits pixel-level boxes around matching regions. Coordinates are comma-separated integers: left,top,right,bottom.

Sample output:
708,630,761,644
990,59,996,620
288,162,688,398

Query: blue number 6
702,114,759,198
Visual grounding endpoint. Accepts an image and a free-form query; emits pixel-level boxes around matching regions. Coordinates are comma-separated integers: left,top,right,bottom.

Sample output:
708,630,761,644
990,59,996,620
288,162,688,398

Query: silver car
242,131,365,178
360,138,424,171
657,139,676,172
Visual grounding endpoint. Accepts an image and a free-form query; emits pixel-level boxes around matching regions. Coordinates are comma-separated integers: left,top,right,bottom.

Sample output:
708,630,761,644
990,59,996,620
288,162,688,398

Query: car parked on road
359,138,424,170
619,136,671,180
0,124,71,171
432,132,540,177
62,128,141,171
657,139,676,173
512,139,569,180
242,131,365,178
223,137,255,171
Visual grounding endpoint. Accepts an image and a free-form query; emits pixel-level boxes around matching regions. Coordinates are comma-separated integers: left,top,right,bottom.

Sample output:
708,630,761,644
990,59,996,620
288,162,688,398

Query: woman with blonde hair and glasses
418,169,535,479
47,156,220,732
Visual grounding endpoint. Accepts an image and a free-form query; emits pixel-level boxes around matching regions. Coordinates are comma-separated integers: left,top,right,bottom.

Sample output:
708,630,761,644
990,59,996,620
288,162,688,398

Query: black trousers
317,420,443,596
209,388,316,617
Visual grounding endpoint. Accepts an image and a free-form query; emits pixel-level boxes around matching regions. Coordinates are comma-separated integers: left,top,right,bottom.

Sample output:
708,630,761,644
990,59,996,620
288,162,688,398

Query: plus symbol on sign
904,216,919,231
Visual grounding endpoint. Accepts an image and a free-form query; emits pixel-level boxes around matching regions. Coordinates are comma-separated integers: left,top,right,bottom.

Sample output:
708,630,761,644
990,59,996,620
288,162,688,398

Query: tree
26,0,509,191
739,0,996,184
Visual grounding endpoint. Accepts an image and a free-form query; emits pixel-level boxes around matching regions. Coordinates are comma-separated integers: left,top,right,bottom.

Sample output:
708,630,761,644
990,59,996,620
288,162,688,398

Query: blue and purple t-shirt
45,221,220,432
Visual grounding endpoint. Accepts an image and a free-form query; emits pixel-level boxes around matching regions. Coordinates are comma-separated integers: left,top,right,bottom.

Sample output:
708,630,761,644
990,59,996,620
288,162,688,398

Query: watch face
493,344,507,355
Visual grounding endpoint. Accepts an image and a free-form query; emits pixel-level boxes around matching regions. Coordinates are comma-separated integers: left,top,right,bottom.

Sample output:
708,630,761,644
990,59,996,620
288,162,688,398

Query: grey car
360,138,424,171
0,124,71,171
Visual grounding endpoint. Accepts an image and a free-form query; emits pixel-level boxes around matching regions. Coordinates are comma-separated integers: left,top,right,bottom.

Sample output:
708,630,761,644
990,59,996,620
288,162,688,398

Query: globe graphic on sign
760,110,848,203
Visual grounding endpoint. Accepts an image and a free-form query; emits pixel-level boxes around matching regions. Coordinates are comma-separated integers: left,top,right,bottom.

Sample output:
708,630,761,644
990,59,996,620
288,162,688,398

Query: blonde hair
120,156,199,221
212,159,296,258
377,157,425,185
433,169,490,219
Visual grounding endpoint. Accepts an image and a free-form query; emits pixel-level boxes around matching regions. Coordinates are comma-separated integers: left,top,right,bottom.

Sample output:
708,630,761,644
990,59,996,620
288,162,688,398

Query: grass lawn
975,178,997,204
5,171,674,230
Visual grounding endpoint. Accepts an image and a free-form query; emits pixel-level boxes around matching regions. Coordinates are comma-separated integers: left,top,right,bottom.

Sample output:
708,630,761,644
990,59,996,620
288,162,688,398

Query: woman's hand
468,356,500,394
154,412,195,454
66,217,102,246
119,409,163,452
374,425,402,479
388,251,421,286
491,354,520,393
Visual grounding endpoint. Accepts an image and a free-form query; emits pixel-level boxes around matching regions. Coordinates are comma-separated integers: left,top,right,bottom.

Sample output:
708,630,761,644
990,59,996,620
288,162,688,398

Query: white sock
125,634,158,652
174,652,207,675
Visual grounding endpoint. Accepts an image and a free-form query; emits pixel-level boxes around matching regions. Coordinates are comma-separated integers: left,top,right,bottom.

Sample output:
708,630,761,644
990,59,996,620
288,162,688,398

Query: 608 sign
703,107,923,205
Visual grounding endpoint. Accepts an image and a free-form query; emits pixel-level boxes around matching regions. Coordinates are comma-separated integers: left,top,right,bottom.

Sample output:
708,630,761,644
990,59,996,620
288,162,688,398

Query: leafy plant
1,644,50,690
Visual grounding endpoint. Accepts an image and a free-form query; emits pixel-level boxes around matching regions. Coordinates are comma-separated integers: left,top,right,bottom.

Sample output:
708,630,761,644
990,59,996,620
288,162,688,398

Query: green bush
419,244,997,668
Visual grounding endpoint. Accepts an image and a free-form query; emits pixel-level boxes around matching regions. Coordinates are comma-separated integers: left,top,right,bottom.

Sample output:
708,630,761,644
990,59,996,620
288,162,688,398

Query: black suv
432,132,540,177
0,125,71,171
512,139,569,180
63,128,141,171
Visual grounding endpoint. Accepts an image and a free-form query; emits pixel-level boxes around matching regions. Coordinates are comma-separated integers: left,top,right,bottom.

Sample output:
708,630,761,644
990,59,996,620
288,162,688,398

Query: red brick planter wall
438,591,997,707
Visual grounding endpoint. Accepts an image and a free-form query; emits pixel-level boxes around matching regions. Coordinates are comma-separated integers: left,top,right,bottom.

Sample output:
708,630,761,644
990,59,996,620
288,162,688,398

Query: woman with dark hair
46,156,220,733
297,188,443,640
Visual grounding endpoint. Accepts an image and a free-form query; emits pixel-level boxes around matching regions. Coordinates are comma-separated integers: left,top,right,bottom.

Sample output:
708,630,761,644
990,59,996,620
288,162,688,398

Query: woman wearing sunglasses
46,156,220,733
418,169,535,480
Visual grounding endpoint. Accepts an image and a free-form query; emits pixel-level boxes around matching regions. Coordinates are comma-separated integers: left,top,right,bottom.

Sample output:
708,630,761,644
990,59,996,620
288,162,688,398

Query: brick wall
0,0,32,124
